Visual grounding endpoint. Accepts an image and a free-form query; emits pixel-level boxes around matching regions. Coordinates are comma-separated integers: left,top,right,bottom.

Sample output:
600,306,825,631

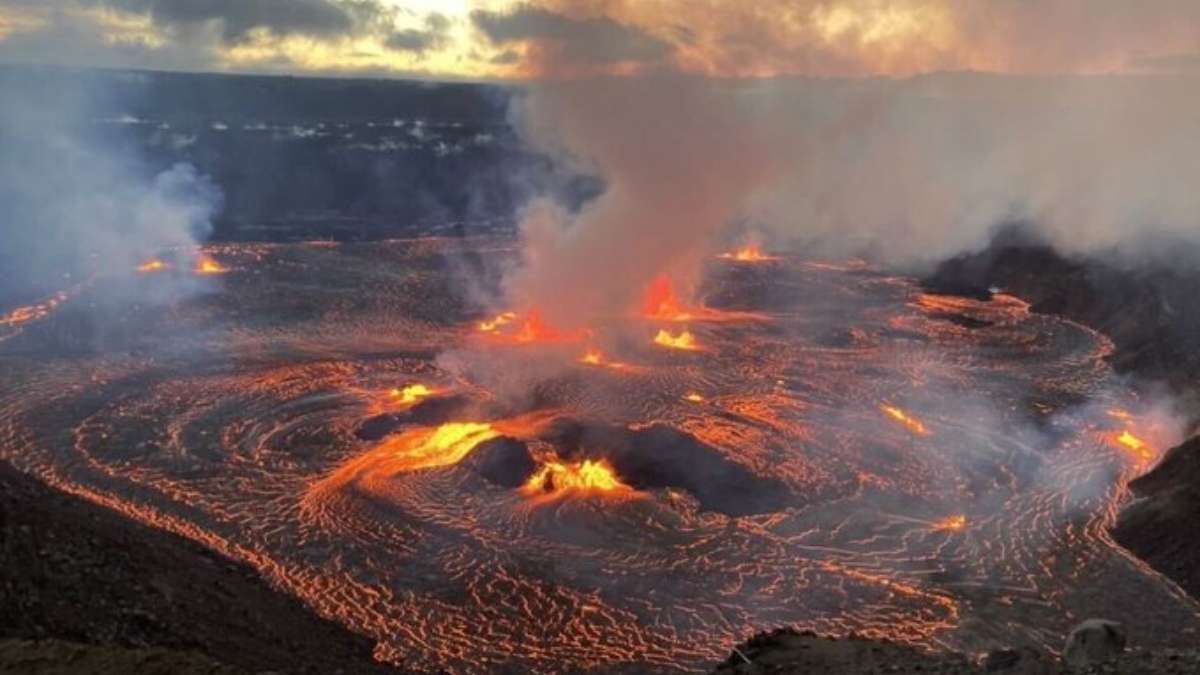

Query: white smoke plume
503,71,1200,326
0,69,221,306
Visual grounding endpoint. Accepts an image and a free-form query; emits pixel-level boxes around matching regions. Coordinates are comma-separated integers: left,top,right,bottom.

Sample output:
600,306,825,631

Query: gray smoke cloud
502,72,1200,326
0,68,221,306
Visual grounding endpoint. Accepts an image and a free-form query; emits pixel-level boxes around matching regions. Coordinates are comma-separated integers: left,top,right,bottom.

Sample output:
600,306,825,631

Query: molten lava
382,422,499,472
641,274,694,321
514,311,559,343
653,328,698,351
194,256,228,275
477,310,587,344
881,405,930,436
932,515,967,532
389,384,434,404
1,291,68,328
1114,430,1154,462
579,348,603,365
522,458,631,498
137,259,169,273
478,311,517,333
683,392,705,403
720,244,776,262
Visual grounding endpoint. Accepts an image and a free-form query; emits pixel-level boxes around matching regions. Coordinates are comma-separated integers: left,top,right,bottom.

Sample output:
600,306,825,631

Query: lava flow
719,244,777,262
881,404,930,436
137,259,169,273
390,383,434,404
653,327,698,350
478,309,588,344
194,255,228,275
642,273,695,321
4,238,1197,674
522,457,632,499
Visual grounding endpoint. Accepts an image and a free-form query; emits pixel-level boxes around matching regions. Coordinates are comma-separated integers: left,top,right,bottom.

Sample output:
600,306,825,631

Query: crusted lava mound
356,394,476,440
535,418,794,516
1113,436,1200,599
460,436,537,488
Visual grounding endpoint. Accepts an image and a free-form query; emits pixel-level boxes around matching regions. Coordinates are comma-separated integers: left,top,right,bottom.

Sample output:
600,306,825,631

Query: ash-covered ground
1,238,1196,673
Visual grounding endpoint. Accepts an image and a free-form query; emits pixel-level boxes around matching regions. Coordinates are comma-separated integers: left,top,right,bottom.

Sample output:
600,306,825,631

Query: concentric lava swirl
1,238,1195,674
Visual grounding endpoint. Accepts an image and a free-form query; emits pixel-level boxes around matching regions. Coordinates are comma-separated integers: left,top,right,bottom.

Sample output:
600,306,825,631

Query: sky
1,1,1199,81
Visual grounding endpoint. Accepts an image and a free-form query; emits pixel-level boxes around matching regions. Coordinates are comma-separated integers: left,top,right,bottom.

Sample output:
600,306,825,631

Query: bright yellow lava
881,405,929,436
194,256,228,275
385,422,499,471
719,245,776,262
137,259,168,273
522,458,630,497
932,514,966,531
1115,430,1154,462
389,384,433,404
683,392,705,403
478,311,517,333
654,328,698,351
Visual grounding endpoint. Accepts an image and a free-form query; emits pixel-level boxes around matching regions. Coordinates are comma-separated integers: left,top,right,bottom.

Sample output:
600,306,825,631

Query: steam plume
504,72,1200,324
0,68,221,305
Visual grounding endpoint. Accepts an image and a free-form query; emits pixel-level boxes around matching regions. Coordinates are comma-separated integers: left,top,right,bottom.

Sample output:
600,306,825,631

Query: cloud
385,12,449,54
471,4,670,75
98,0,373,44
481,0,1200,78
499,71,1200,330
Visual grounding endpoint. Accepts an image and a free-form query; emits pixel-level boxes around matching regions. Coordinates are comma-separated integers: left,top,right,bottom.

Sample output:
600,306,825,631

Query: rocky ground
710,628,1200,675
1112,436,1200,599
0,462,398,675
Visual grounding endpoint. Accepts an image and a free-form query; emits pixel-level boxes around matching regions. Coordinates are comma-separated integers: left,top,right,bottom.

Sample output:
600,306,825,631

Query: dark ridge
924,227,1200,397
0,462,396,674
355,394,475,440
1113,436,1200,599
540,420,795,517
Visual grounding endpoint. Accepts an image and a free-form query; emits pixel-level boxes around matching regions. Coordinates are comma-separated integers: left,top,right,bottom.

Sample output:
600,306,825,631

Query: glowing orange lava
478,310,587,344
653,328,699,351
719,244,776,262
683,392,705,403
514,311,559,343
641,274,694,321
522,458,631,498
194,256,228,275
382,422,499,471
1113,430,1154,462
389,384,434,404
137,259,169,273
881,405,930,436
932,515,966,531
579,348,603,365
1,291,68,328
478,311,517,333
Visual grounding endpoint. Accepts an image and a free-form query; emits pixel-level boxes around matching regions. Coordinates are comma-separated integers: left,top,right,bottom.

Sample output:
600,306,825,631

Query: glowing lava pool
1,238,1197,673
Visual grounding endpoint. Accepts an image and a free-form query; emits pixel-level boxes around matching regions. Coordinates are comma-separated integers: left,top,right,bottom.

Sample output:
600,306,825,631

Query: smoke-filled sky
2,1,1200,80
